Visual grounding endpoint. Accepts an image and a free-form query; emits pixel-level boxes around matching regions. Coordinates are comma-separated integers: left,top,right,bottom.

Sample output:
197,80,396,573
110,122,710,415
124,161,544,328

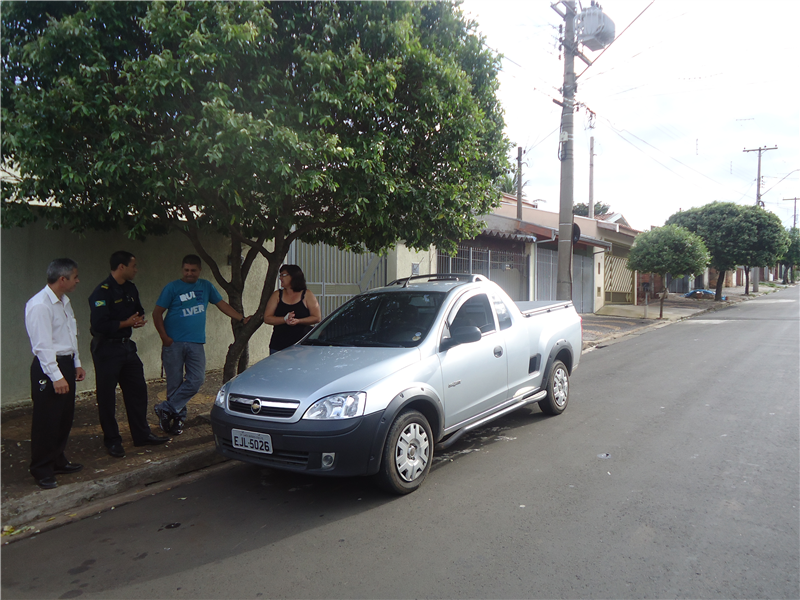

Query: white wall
1,222,272,407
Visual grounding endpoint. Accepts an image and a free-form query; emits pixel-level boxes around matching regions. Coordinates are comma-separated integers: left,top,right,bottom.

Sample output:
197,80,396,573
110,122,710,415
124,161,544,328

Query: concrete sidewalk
2,283,790,543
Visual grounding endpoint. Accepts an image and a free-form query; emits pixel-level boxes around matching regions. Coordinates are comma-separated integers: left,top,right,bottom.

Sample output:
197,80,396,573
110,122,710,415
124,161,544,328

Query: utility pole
551,0,613,300
743,145,777,207
553,0,577,301
783,197,798,229
516,146,523,221
589,136,595,219
743,145,777,292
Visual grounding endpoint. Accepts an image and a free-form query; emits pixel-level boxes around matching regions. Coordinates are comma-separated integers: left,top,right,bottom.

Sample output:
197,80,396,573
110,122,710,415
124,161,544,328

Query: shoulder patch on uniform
94,300,106,307
100,284,109,289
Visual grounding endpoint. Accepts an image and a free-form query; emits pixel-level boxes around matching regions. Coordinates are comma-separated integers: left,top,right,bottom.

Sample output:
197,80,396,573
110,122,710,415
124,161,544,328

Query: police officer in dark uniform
88,251,169,457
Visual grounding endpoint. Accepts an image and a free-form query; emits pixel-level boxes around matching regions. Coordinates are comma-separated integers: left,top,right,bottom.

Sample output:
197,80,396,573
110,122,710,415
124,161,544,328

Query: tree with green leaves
573,202,610,217
781,227,800,284
2,1,510,381
627,224,709,319
496,172,518,195
735,205,789,294
666,202,743,301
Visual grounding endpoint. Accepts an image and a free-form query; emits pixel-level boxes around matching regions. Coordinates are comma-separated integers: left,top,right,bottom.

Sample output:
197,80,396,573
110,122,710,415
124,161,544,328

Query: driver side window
449,294,496,335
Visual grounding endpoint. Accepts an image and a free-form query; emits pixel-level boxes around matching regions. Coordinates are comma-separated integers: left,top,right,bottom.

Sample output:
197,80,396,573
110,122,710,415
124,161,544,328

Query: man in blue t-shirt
152,255,250,435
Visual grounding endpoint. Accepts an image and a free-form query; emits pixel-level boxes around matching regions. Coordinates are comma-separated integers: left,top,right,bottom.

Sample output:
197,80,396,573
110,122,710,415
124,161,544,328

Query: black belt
56,354,75,360
105,338,131,343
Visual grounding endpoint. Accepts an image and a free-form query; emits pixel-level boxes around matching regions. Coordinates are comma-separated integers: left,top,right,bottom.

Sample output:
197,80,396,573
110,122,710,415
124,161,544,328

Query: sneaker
154,405,172,434
170,419,185,436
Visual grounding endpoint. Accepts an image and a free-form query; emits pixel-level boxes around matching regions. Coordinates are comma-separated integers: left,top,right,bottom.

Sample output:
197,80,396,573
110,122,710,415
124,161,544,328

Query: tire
375,410,433,495
539,359,569,416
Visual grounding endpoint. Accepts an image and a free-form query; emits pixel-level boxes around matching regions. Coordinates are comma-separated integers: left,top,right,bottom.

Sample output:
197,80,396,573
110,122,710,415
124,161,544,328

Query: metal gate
288,241,387,317
572,253,594,314
666,274,691,294
535,247,593,313
437,245,529,301
604,253,633,304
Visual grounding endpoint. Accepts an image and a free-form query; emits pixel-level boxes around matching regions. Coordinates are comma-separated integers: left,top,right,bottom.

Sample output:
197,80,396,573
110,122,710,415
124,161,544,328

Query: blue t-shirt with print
156,279,223,344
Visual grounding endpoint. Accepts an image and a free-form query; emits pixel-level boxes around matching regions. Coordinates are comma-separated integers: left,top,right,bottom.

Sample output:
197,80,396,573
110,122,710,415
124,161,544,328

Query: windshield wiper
301,339,351,347
354,340,400,348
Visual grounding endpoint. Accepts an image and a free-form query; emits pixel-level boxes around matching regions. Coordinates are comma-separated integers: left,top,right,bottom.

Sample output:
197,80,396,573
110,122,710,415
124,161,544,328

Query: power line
576,0,656,79
762,169,800,196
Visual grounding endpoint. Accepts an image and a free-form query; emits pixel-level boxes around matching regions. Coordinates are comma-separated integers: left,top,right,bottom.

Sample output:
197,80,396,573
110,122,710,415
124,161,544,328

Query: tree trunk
221,250,288,382
180,224,292,384
743,266,750,295
714,269,726,301
659,282,666,319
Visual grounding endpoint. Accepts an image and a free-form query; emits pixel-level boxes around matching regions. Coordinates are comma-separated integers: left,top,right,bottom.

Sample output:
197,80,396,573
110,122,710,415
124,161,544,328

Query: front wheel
539,359,569,415
374,410,433,495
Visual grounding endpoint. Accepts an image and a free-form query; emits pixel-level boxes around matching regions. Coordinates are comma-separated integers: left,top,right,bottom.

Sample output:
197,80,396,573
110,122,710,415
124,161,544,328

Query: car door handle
493,346,503,358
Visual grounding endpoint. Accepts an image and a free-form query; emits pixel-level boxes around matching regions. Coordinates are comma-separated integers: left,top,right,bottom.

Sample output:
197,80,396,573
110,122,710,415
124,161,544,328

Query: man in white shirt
25,258,87,489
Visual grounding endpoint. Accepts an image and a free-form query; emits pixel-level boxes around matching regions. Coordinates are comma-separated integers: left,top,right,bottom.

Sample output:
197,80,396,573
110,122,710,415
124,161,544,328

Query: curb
1,445,227,540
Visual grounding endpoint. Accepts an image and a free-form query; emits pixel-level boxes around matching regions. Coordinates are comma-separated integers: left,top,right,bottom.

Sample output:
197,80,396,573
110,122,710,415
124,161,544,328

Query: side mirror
441,325,482,351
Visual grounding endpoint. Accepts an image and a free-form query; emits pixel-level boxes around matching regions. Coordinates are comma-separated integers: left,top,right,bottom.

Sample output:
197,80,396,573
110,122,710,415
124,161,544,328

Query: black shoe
107,443,126,458
36,476,58,490
170,419,185,436
134,433,170,446
54,463,83,475
154,405,173,434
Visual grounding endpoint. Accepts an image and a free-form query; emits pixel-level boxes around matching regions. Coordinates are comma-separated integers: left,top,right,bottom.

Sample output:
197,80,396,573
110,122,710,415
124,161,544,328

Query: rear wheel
539,359,569,415
375,410,433,495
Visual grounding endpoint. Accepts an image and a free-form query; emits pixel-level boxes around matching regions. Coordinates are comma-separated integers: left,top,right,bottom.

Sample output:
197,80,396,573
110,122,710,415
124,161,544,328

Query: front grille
228,394,299,419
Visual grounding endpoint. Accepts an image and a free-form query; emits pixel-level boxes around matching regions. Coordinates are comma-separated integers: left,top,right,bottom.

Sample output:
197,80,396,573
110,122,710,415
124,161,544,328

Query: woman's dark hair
279,264,307,291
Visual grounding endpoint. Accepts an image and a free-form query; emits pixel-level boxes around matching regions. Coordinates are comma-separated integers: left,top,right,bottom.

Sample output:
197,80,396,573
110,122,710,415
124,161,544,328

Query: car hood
226,344,421,402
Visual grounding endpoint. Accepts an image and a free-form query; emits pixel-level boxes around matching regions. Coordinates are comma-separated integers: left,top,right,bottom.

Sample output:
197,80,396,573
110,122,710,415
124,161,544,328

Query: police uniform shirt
88,274,145,339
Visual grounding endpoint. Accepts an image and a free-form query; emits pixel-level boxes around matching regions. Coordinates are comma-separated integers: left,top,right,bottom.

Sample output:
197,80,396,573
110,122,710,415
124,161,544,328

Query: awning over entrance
481,228,537,243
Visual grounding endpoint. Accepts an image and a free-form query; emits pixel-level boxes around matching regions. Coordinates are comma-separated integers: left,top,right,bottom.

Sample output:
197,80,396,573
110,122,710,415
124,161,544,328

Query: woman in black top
263,265,321,353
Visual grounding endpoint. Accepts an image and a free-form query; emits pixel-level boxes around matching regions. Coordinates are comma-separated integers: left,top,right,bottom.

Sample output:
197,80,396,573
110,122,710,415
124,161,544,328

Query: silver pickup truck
210,274,582,494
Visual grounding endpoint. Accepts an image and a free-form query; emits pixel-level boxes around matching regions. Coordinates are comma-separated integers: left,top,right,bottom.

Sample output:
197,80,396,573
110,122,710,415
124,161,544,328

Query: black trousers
91,339,151,446
30,356,76,480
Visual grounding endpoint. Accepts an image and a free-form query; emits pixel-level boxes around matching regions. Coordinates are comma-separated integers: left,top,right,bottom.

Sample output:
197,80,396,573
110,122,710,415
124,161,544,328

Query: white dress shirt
25,285,82,382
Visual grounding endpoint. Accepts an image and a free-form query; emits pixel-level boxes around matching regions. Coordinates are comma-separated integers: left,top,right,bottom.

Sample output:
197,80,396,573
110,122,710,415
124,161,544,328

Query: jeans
156,341,206,420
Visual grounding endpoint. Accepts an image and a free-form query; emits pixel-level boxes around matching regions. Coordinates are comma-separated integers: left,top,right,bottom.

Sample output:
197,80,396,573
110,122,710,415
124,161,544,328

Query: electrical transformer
575,5,615,51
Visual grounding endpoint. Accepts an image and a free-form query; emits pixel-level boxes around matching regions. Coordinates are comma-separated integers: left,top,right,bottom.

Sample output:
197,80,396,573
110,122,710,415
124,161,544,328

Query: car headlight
214,384,229,407
303,392,366,420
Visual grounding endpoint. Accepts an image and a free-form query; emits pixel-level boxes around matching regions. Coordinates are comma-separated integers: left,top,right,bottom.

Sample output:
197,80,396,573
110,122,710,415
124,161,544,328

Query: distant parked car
684,289,726,300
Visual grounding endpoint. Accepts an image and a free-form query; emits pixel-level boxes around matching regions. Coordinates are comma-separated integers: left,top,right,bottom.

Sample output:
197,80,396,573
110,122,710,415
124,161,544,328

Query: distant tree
1,1,510,381
496,172,518,195
666,202,744,301
573,202,610,217
627,225,709,319
736,206,790,294
782,228,800,284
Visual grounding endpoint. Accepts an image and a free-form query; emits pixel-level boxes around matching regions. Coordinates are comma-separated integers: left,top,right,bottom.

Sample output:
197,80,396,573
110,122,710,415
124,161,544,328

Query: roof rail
386,273,489,288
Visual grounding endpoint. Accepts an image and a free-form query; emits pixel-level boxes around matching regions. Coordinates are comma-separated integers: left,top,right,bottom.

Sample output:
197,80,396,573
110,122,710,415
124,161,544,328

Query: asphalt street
2,286,798,599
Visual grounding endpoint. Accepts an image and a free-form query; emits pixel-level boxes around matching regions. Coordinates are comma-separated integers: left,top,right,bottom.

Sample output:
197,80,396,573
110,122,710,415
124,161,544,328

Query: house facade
488,195,640,313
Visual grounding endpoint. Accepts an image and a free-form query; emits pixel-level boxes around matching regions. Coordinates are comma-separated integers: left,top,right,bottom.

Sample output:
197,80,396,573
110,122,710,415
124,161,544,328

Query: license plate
231,429,273,454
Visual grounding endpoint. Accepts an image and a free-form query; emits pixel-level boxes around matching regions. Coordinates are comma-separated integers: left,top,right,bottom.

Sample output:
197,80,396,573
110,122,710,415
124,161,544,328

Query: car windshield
302,291,446,348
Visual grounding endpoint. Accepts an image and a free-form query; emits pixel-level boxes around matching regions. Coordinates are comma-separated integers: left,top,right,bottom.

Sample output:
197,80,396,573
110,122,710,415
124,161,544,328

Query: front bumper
210,405,384,477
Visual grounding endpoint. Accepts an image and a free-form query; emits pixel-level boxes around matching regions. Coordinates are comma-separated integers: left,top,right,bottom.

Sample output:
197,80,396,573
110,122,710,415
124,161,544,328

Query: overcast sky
461,0,800,232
